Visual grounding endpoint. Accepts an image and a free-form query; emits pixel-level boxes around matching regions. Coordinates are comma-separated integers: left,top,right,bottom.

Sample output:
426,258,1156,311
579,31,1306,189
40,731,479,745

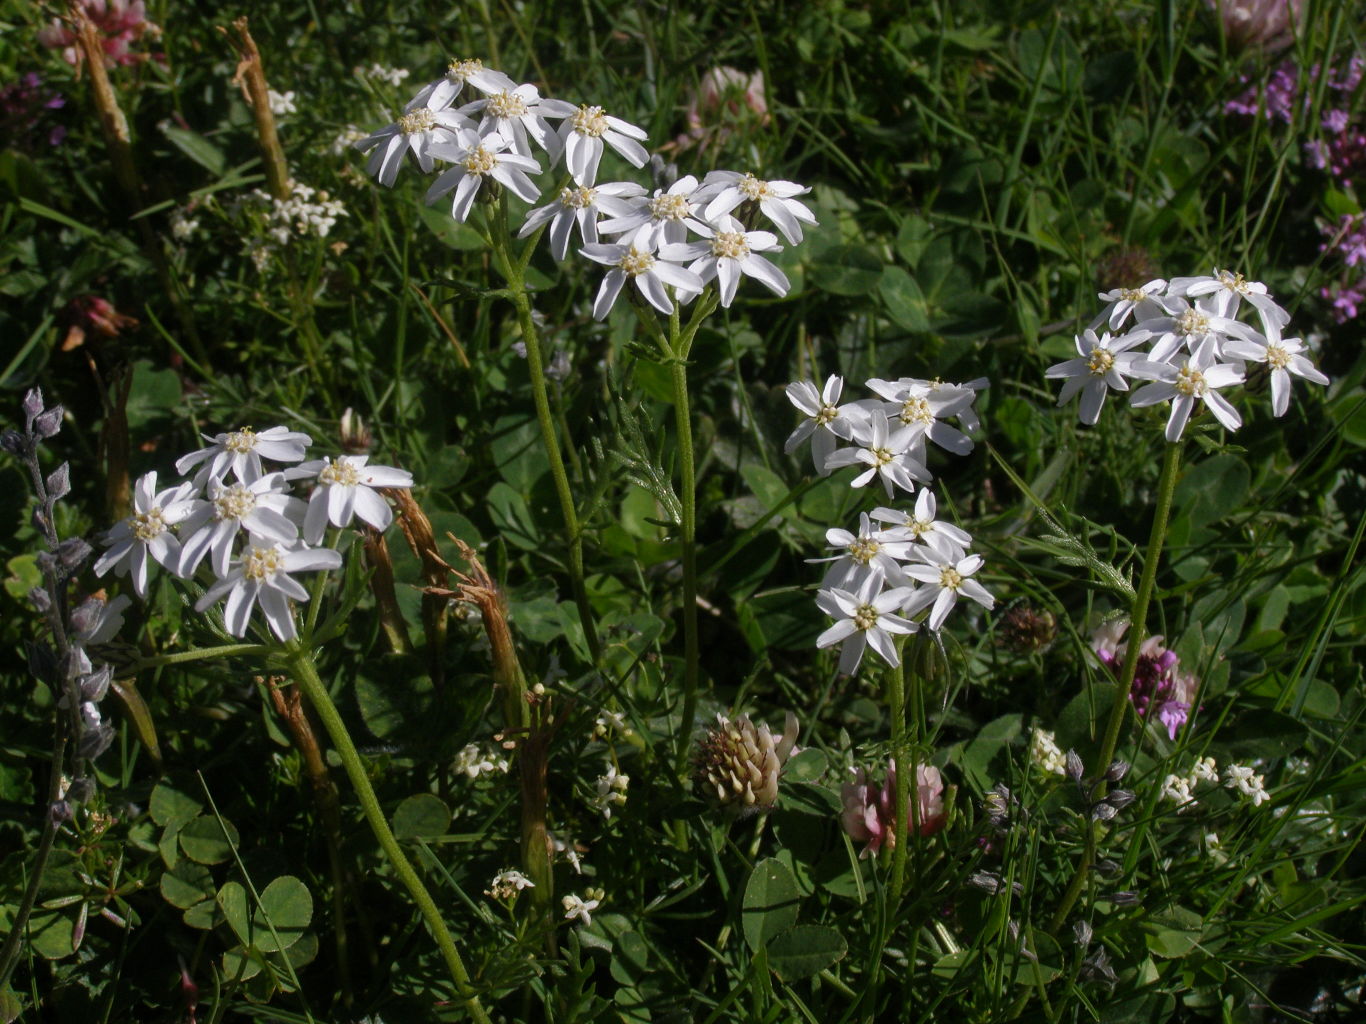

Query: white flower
783,375,860,475
1089,279,1168,332
176,425,313,486
425,129,542,223
1168,268,1289,331
597,175,711,250
1133,294,1259,364
177,473,305,579
808,511,915,589
870,489,972,557
660,214,788,307
330,125,367,157
1029,728,1067,775
1045,328,1148,425
1189,756,1219,784
579,241,704,319
485,869,534,899
562,891,601,926
70,592,131,672
1130,338,1245,442
700,170,817,244
551,834,585,874
267,89,296,116
1223,763,1270,806
592,764,630,819
815,568,917,675
865,377,977,456
289,455,413,545
94,471,198,598
592,709,632,739
454,743,509,778
518,181,646,262
898,536,994,631
1160,773,1196,809
194,540,343,641
459,83,574,159
354,106,472,188
553,104,649,186
822,410,929,499
1222,320,1329,417
169,208,199,241
407,58,516,113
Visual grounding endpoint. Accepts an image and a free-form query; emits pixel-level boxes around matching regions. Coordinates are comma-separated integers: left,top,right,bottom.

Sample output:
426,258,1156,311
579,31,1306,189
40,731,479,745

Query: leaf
179,815,240,865
218,881,251,947
785,748,828,783
417,202,488,251
1144,905,1203,959
253,875,313,953
222,945,263,982
878,266,931,331
182,898,218,930
1173,454,1249,529
766,924,848,980
0,986,21,1024
392,793,451,840
3,554,41,601
159,123,226,176
742,858,801,953
110,679,161,765
960,713,1022,791
149,778,202,826
160,858,214,910
26,912,75,960
806,244,883,296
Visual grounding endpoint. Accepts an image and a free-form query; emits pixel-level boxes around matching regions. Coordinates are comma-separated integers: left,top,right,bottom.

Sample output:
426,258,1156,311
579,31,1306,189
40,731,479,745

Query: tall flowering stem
1047,439,1182,935
281,643,492,1024
886,651,911,908
485,199,600,663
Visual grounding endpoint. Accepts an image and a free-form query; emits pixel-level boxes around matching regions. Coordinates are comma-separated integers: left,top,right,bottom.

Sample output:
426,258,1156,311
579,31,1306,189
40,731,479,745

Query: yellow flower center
1177,308,1210,337
487,90,528,119
223,428,256,454
398,108,437,135
463,145,498,175
1119,287,1146,302
738,173,772,200
814,403,838,426
212,484,257,522
320,460,362,487
559,186,597,210
571,105,608,138
1175,365,1207,398
1218,270,1248,294
617,246,656,277
899,396,933,426
710,231,750,260
650,193,691,222
131,508,167,542
871,446,895,467
1265,342,1290,369
853,603,879,631
1087,348,1115,375
939,566,963,590
242,545,284,583
849,537,880,564
447,58,483,80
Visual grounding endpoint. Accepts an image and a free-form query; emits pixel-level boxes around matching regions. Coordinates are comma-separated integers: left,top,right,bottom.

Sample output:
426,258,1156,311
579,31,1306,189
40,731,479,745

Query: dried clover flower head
693,710,799,816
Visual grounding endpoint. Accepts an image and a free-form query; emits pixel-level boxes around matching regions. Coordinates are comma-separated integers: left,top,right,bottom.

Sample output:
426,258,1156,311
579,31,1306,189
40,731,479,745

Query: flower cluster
352,58,816,317
787,374,994,672
244,180,348,247
38,0,160,69
692,711,799,815
453,742,510,779
1029,727,1068,776
1048,270,1328,437
93,426,412,641
0,72,66,150
840,758,946,858
590,764,630,819
1091,619,1199,741
1159,756,1269,810
485,868,534,901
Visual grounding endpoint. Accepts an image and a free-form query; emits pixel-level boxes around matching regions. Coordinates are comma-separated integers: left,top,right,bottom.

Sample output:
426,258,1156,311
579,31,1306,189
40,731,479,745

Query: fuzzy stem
887,652,910,909
282,643,491,1023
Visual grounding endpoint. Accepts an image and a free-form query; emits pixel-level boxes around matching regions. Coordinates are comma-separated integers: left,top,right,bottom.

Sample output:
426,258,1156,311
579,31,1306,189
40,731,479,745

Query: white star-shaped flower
94,471,198,597
579,241,703,319
783,375,860,475
596,175,711,250
816,568,917,675
808,511,916,589
552,104,648,186
870,489,972,557
660,214,788,308
406,58,518,113
1088,279,1167,332
426,129,542,223
177,473,304,578
700,170,817,244
290,455,413,544
195,540,343,641
519,181,646,261
1222,319,1329,417
176,425,313,487
354,106,472,188
899,536,994,631
1045,328,1148,425
459,83,575,160
823,410,929,499
1130,338,1245,441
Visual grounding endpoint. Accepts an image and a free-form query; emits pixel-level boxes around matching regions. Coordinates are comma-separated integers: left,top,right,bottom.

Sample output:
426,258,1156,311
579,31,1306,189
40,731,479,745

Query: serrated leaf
742,858,801,953
766,924,848,980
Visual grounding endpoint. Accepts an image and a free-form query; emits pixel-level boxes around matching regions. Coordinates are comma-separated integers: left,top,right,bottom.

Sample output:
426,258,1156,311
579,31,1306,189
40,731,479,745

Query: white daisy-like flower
518,181,646,261
783,375,860,475
459,83,575,160
177,473,305,579
1088,279,1168,332
562,891,601,926
1133,294,1259,364
822,410,929,499
898,536,994,632
289,455,413,545
176,425,313,487
579,241,703,319
1130,338,1245,442
870,489,973,557
194,540,343,642
660,214,788,308
596,175,711,250
353,105,472,188
815,568,917,675
1222,319,1329,417
94,471,198,598
425,129,542,223
407,58,518,113
1044,328,1148,425
553,104,649,186
865,377,977,456
808,511,916,589
700,170,817,245
1168,268,1290,331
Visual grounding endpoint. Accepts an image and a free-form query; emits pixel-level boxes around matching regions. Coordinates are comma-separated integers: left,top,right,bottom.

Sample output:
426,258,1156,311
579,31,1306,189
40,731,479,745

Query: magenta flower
1091,620,1198,740
38,0,159,69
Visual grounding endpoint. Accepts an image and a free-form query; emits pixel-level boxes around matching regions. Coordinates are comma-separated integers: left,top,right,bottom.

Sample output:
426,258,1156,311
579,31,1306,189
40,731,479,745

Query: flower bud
33,406,64,440
56,537,91,570
1110,890,1141,906
1091,801,1118,821
1106,789,1136,811
1065,749,1085,784
80,665,112,702
66,777,95,804
46,461,70,500
1073,919,1093,949
1105,760,1130,783
27,585,52,613
23,387,45,427
1,429,27,456
693,710,798,816
77,722,115,761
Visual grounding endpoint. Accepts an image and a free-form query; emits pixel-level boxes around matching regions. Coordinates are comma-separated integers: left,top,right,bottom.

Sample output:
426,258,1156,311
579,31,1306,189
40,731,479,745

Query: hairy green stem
887,652,910,909
136,644,268,668
282,643,491,1023
485,199,600,663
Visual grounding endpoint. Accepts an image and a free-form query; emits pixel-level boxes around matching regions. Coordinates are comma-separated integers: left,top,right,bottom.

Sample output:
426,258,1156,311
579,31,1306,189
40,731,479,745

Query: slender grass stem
282,642,491,1024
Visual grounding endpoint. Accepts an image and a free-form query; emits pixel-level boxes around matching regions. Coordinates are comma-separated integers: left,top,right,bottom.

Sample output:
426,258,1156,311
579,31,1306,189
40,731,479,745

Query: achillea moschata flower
693,711,799,816
841,758,946,858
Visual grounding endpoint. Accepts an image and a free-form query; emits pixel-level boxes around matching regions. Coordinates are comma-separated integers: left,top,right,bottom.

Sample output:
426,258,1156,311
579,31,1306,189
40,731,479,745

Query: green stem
136,644,268,669
485,200,600,663
283,643,491,1023
887,651,909,909
1045,439,1182,936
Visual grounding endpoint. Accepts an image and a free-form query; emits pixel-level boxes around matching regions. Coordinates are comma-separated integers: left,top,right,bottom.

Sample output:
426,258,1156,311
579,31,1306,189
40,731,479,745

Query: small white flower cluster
267,89,296,117
1158,755,1222,812
93,426,413,642
356,63,411,88
562,887,604,926
1047,270,1329,439
787,374,994,672
590,763,629,819
248,181,348,246
591,708,632,740
1223,763,1271,807
352,58,817,317
453,742,510,779
169,207,200,242
330,124,368,157
1029,727,1067,775
485,868,534,900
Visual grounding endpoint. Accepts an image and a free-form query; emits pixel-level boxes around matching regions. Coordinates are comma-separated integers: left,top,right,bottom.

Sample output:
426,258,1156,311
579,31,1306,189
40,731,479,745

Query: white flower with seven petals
816,569,917,674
